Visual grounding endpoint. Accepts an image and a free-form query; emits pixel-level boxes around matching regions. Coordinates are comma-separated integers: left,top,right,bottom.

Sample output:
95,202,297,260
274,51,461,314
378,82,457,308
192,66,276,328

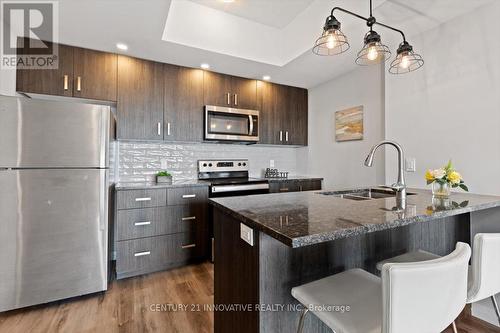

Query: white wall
304,63,386,189
0,68,16,96
385,2,500,326
385,2,500,196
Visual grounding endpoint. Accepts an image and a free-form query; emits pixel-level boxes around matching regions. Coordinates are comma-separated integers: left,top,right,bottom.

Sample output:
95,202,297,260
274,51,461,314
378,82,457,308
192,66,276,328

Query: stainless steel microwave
204,105,259,142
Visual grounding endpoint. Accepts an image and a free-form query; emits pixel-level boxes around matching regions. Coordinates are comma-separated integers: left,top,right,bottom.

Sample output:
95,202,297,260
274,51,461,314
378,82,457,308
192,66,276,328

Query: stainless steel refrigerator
0,95,112,312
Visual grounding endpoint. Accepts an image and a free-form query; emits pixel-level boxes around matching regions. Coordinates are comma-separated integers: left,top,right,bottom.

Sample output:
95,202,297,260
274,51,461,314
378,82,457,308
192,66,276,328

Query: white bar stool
376,233,500,325
291,243,471,333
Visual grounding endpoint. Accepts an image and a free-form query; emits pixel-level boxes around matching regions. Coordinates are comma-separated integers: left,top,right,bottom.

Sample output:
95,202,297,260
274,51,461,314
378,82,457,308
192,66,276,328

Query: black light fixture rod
330,6,407,42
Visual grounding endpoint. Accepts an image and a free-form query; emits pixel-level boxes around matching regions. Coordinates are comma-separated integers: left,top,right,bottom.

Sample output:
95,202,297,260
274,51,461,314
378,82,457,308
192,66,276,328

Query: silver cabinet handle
134,251,151,257
167,122,171,136
135,197,151,202
181,244,196,249
182,194,196,199
234,93,238,106
182,216,196,221
76,76,82,92
279,131,283,142
226,93,230,105
280,188,289,192
134,221,151,226
286,131,289,142
63,75,69,90
248,115,254,135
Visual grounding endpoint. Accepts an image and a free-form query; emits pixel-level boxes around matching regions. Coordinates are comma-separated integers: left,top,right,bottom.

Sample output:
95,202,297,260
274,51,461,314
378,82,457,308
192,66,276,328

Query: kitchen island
210,187,500,333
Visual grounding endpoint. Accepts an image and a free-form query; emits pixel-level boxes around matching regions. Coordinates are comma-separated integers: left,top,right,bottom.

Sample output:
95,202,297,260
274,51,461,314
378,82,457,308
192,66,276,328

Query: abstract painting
334,106,364,142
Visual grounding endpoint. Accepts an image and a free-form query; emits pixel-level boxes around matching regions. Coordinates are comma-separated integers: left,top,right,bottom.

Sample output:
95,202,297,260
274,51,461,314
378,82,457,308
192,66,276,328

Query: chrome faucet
364,140,407,204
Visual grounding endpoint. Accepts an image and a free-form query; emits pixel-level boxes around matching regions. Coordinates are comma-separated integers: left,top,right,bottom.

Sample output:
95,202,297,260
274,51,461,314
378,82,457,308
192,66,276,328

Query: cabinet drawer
116,206,205,241
117,189,166,209
298,180,322,191
116,233,198,277
167,186,208,206
269,181,300,193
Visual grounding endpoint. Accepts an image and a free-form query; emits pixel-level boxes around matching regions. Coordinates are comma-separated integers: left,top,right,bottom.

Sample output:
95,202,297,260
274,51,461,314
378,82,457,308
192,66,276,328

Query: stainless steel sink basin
318,188,416,201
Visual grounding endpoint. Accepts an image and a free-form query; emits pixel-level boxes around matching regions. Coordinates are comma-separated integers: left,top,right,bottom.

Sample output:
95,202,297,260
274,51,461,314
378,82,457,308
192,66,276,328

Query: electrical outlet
160,159,168,170
240,223,254,246
405,157,416,172
270,159,275,168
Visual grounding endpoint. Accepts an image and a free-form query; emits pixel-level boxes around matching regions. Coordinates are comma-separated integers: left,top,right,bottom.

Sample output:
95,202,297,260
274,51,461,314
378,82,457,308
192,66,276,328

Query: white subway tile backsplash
118,142,302,182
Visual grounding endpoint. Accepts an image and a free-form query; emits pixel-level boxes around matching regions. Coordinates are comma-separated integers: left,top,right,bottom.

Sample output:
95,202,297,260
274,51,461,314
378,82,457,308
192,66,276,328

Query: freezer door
0,96,110,168
0,169,108,311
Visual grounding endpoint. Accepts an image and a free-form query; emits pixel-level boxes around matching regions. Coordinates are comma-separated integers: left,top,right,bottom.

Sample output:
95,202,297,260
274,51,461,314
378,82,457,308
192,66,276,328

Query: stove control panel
198,159,249,173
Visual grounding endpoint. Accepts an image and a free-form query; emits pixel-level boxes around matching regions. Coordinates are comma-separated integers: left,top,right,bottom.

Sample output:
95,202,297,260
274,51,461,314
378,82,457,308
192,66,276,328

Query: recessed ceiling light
116,43,128,51
220,0,235,3
200,63,210,70
262,75,271,81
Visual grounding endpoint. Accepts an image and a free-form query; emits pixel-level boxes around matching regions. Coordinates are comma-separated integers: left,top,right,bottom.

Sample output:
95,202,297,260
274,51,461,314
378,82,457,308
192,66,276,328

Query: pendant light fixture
313,0,423,74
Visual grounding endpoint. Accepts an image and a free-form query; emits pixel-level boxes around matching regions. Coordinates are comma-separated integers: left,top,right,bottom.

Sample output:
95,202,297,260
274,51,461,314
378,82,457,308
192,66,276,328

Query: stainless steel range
198,159,269,197
198,159,269,261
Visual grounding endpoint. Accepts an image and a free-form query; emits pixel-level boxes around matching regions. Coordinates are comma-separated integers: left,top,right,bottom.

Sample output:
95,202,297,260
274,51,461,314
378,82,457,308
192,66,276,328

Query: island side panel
213,208,260,333
259,215,469,333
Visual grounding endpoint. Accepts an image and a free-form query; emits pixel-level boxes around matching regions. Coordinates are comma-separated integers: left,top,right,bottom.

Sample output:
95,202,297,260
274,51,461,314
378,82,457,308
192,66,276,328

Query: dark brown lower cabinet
114,185,208,279
269,179,322,193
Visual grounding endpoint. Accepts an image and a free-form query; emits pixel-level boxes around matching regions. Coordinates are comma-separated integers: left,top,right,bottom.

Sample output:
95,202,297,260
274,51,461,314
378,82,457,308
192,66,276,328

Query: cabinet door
73,48,117,101
203,71,232,107
117,56,164,140
285,87,308,146
257,81,289,145
164,64,204,142
16,38,74,97
231,76,257,109
298,180,322,191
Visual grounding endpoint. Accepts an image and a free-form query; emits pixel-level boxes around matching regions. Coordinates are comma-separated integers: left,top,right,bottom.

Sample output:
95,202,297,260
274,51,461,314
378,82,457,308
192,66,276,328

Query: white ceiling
54,0,494,88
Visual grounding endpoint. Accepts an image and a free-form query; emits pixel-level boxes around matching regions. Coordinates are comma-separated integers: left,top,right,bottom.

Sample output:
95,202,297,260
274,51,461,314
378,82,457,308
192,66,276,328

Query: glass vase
432,182,451,197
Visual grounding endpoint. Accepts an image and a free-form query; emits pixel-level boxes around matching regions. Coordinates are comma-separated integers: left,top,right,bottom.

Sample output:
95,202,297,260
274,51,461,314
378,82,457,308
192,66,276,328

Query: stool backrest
468,233,500,303
381,242,471,333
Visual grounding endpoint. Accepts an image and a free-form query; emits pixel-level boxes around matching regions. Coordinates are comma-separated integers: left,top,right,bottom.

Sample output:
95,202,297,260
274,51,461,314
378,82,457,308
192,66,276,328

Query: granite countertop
115,176,323,190
209,187,500,248
115,180,210,190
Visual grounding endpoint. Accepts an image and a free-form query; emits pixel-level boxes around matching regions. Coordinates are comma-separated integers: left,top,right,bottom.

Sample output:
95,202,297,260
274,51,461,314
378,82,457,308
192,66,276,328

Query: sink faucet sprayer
364,140,407,206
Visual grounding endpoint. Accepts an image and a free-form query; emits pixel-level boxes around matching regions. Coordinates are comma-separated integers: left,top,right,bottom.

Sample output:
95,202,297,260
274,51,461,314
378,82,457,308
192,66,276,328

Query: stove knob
208,163,213,167
242,162,246,166
238,163,242,166
203,163,207,167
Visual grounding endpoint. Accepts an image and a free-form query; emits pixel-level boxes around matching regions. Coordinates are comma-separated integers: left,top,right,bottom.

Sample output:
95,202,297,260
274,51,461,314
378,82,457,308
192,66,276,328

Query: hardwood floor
0,261,498,333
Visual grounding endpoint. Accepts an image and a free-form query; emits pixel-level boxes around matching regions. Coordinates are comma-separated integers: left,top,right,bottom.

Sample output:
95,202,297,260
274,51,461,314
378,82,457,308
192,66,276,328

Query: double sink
318,187,416,201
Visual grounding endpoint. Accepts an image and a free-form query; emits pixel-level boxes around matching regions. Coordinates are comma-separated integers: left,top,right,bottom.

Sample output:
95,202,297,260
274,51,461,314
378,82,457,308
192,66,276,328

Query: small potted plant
156,171,173,184
425,160,468,197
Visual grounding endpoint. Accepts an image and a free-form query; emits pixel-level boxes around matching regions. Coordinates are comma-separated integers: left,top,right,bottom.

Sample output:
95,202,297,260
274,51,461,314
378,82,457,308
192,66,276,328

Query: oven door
205,105,259,142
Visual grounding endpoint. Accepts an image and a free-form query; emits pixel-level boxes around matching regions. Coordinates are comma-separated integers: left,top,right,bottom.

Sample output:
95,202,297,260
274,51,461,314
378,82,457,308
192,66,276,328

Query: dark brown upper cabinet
164,64,204,142
117,56,164,141
203,71,257,109
16,38,74,97
73,48,117,101
257,81,308,146
16,39,117,102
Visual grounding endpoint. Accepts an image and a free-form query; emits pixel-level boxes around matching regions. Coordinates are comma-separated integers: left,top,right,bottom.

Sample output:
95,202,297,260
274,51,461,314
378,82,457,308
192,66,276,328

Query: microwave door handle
248,115,254,135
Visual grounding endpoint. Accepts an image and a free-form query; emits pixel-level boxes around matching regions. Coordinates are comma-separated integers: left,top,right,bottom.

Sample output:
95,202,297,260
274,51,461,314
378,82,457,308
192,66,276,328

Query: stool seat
291,268,382,333
376,249,440,271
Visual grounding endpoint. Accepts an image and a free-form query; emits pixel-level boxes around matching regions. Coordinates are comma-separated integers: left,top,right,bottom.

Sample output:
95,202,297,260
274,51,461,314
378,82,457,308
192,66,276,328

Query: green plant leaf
459,184,469,192
445,159,453,172
426,180,434,185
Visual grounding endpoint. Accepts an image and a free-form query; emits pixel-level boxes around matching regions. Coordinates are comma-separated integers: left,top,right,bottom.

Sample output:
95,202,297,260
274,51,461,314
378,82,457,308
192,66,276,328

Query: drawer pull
182,194,196,199
134,251,151,257
182,216,196,221
134,221,151,226
280,188,289,192
135,197,151,202
181,244,196,249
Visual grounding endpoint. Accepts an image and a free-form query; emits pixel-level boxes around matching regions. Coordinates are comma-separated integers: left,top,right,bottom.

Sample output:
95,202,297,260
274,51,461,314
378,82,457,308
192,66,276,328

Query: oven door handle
211,183,269,194
248,115,254,136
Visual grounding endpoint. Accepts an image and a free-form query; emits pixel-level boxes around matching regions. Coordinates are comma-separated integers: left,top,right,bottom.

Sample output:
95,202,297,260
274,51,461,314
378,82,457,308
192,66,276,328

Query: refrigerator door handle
99,170,108,231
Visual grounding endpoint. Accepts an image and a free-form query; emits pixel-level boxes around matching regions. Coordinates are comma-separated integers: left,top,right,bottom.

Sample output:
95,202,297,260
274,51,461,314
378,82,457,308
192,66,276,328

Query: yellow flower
447,171,462,184
425,170,434,181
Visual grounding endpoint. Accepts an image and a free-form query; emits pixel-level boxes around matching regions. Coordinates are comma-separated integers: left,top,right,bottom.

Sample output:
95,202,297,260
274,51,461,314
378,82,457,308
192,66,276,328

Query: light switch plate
240,223,254,246
405,157,416,172
160,159,168,170
270,159,275,168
